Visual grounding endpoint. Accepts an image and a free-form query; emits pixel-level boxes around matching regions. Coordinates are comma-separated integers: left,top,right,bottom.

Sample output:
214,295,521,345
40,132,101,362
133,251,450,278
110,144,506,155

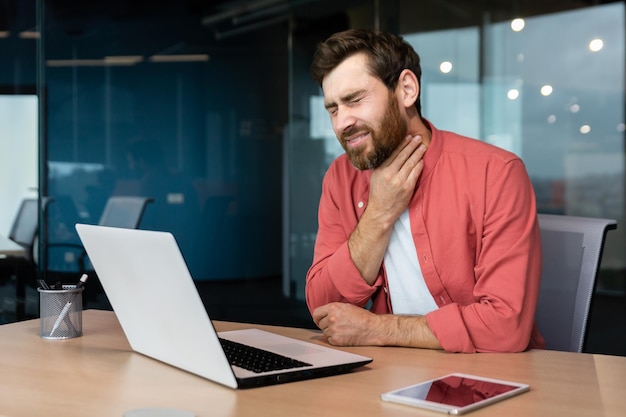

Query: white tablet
380,373,529,415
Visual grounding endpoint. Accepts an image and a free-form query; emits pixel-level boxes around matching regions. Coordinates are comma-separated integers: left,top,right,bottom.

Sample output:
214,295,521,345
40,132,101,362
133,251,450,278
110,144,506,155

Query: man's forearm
313,302,442,349
348,208,395,285
377,314,442,349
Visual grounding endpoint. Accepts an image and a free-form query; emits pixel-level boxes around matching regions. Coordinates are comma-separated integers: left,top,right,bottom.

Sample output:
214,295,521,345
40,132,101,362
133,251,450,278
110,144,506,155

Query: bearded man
306,29,545,353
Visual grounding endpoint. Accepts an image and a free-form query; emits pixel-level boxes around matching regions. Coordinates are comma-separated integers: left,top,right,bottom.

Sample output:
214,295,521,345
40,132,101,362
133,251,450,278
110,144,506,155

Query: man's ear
397,69,419,109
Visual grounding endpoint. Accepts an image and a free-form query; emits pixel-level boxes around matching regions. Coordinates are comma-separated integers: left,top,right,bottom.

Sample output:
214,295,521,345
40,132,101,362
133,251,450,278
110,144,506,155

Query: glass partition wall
35,1,289,282
0,2,38,239
1,1,623,346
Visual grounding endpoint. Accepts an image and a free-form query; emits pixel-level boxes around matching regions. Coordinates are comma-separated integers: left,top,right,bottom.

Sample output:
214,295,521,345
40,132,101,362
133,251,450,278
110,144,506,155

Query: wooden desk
0,310,624,417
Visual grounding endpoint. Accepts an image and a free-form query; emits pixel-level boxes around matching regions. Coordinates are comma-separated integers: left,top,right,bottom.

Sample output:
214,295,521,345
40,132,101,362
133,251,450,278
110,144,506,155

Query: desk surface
0,310,624,417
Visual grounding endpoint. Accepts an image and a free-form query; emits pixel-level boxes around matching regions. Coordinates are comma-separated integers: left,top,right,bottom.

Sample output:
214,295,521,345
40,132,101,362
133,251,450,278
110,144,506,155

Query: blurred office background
0,0,624,355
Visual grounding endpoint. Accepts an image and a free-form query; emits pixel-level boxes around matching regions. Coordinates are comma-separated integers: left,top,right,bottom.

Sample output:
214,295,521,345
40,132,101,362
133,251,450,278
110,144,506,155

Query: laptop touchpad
273,343,326,356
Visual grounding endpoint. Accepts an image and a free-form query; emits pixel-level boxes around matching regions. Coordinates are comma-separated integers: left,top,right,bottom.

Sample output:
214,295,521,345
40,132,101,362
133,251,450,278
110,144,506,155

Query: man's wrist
379,314,442,349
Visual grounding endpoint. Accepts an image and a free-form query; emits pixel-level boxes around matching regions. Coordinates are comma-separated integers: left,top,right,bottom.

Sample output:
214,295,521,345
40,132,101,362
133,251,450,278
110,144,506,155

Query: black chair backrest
98,196,153,229
8,198,39,248
535,213,617,352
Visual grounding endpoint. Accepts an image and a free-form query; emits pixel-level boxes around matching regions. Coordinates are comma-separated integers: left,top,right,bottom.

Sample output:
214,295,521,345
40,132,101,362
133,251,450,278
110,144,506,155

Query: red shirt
305,122,545,352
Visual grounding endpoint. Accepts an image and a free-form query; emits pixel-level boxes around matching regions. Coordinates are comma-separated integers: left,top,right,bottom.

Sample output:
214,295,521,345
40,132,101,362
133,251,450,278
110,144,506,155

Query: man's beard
341,95,408,170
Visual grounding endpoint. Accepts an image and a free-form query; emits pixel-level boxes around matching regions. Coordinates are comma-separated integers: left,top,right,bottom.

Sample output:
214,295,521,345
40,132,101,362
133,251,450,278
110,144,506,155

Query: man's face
340,92,407,170
322,53,407,170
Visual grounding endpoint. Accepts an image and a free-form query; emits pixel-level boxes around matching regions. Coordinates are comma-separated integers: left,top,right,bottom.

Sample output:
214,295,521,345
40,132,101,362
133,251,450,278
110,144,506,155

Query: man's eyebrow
324,89,367,109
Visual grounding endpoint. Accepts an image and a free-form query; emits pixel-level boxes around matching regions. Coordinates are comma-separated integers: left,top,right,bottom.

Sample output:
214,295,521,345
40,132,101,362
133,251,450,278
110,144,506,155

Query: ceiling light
149,54,210,63
439,61,452,74
540,85,553,96
19,31,40,39
47,56,144,67
104,55,144,65
510,18,525,32
507,89,520,100
589,38,604,52
47,59,107,67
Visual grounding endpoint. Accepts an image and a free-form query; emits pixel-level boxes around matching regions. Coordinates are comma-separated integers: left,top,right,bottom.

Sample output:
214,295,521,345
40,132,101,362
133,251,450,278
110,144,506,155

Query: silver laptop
75,223,372,389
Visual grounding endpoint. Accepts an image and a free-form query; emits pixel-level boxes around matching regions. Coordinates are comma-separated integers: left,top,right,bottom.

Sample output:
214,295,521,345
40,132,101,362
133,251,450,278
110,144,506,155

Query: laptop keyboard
219,338,313,373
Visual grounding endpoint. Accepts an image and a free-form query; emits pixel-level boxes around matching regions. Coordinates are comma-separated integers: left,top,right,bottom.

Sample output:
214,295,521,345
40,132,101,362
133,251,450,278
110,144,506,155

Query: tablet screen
381,373,529,414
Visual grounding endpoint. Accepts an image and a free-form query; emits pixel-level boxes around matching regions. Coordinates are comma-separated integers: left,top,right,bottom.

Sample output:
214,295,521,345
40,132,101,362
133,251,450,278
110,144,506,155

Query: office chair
47,195,154,272
1,198,49,320
2,197,51,274
43,196,153,307
96,196,154,229
6,198,40,263
534,213,617,352
80,196,153,270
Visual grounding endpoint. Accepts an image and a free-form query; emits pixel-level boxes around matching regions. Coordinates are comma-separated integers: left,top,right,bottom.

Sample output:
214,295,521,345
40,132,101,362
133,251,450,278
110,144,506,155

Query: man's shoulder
438,129,521,163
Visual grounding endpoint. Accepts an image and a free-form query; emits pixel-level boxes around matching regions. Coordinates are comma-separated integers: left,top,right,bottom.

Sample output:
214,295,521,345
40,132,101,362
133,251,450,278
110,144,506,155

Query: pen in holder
38,279,85,340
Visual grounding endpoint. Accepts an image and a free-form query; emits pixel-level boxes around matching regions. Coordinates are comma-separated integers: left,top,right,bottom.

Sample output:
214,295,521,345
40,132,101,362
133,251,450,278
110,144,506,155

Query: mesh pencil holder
38,285,84,339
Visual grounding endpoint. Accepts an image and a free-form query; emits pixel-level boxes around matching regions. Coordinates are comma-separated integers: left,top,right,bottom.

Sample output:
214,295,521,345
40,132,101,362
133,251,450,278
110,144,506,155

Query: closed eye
324,89,367,116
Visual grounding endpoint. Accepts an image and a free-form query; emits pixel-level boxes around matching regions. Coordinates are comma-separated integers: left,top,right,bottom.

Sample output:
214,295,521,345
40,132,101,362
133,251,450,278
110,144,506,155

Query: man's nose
333,107,356,134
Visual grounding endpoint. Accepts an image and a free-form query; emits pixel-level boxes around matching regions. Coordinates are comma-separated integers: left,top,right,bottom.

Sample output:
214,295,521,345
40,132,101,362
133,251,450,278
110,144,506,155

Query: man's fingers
399,141,427,177
312,305,328,327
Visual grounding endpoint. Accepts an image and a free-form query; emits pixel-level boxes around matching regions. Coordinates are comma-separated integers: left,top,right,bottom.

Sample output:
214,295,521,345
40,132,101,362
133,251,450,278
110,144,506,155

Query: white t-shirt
384,209,439,315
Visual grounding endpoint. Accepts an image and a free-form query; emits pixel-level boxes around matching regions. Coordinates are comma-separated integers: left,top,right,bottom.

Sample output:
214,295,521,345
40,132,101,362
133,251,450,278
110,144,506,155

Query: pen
49,274,88,337
40,278,78,333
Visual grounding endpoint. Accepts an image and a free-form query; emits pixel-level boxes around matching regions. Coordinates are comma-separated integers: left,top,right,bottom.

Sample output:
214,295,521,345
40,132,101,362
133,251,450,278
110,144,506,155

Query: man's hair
311,29,422,115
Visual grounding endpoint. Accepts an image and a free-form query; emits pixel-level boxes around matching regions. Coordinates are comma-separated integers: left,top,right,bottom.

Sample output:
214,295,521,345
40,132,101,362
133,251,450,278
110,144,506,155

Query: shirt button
358,201,364,208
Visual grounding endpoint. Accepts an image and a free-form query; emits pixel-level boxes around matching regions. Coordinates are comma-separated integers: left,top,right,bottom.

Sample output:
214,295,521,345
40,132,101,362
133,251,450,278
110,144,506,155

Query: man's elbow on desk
426,307,542,353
